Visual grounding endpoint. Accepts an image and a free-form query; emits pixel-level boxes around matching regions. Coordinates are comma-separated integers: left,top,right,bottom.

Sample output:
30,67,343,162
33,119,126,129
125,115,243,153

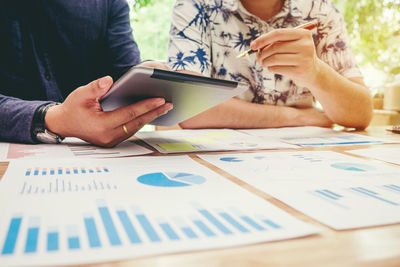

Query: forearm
310,60,373,129
180,98,332,129
0,94,50,143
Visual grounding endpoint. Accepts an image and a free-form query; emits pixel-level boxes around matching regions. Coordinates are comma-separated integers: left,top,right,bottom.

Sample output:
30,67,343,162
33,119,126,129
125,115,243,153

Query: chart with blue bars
312,184,400,207
25,166,110,177
19,179,118,195
0,199,285,260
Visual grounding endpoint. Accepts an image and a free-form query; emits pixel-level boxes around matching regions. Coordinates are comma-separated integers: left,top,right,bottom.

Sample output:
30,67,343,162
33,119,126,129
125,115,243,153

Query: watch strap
31,102,64,143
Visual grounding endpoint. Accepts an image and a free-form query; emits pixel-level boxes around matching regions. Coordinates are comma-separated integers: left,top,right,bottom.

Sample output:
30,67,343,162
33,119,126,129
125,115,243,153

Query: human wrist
31,103,64,143
308,58,328,91
44,103,68,138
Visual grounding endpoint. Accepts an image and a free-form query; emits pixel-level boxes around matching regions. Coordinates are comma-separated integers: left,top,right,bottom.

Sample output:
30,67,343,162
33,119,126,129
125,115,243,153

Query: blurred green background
130,0,400,94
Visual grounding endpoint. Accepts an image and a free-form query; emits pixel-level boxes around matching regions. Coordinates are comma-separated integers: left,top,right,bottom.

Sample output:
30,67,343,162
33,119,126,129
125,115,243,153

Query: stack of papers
137,129,296,153
0,138,152,161
200,151,400,230
0,156,317,266
241,126,398,146
347,146,400,165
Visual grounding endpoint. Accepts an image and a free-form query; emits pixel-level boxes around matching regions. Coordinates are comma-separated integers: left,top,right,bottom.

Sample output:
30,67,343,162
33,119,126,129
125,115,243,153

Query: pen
236,20,319,58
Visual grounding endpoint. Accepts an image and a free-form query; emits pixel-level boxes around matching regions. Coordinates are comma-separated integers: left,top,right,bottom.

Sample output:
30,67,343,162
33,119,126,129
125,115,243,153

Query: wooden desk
370,109,400,126
1,126,400,267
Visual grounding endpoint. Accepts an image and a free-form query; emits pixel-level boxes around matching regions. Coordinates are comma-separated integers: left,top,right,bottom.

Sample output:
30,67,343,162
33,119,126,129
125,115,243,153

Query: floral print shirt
167,0,362,107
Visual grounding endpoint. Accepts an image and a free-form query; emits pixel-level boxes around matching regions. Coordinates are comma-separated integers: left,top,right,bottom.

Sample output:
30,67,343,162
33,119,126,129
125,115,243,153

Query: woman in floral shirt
167,0,372,129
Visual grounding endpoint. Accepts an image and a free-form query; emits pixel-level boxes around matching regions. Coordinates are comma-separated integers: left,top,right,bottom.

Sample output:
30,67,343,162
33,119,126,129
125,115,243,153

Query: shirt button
45,73,51,81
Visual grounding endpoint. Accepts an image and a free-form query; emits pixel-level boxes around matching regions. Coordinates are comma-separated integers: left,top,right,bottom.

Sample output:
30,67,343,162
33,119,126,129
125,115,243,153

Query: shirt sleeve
107,0,141,80
0,94,50,143
315,1,362,79
167,0,212,76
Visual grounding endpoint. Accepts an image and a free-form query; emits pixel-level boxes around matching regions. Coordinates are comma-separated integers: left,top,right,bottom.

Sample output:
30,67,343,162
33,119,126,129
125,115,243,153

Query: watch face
36,130,63,144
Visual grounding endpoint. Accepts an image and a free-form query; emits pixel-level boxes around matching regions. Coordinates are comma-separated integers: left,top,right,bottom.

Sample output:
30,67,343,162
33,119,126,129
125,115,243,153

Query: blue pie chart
137,172,206,187
330,162,376,172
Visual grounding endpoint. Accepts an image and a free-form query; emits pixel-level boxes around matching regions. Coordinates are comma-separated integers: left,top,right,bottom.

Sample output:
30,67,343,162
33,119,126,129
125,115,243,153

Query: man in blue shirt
0,0,172,146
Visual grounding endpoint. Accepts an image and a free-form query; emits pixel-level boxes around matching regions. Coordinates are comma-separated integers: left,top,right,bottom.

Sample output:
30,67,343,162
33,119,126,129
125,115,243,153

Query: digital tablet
100,66,248,126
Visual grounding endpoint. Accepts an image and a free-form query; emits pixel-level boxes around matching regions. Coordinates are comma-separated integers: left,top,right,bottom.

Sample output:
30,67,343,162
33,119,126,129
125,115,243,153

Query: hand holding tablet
100,66,248,126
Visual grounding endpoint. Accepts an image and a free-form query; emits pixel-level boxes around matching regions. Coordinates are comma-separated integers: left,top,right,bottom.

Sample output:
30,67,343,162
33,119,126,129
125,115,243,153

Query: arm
180,97,332,129
173,69,332,129
251,30,371,129
0,77,173,146
251,7,372,129
0,95,50,143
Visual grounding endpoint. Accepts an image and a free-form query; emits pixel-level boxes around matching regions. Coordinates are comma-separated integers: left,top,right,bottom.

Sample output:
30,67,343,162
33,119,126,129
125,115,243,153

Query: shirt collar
224,0,303,19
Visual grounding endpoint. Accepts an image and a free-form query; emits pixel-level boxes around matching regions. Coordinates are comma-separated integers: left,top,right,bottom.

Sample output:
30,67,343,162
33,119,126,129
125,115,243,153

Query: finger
257,41,299,63
111,102,173,139
102,98,167,128
261,54,300,68
76,76,114,100
250,29,302,50
139,61,171,70
267,65,297,76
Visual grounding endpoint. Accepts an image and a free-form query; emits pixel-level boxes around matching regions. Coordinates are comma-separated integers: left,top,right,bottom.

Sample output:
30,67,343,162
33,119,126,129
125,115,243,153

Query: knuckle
127,108,138,120
135,119,145,129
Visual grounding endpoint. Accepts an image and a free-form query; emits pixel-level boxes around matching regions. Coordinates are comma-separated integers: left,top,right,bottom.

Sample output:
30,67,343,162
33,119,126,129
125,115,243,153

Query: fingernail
99,76,110,89
250,41,256,49
155,98,166,105
161,103,173,115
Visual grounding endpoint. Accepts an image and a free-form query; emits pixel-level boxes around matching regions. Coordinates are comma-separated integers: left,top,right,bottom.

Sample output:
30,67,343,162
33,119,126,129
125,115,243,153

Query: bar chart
311,185,400,207
0,155,318,266
1,199,287,258
200,151,400,229
25,166,110,177
19,179,118,195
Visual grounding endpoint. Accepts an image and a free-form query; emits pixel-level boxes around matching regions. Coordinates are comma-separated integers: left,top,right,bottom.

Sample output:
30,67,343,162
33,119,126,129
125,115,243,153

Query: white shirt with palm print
167,0,362,107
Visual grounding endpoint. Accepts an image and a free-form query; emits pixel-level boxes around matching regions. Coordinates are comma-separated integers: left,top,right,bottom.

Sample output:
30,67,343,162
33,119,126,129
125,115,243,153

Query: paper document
0,156,317,266
347,146,400,165
200,151,400,230
240,126,398,146
136,129,297,153
0,143,8,161
0,138,152,160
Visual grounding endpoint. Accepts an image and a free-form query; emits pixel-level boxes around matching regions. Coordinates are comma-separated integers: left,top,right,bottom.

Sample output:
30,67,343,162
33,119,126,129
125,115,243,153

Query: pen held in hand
236,20,318,58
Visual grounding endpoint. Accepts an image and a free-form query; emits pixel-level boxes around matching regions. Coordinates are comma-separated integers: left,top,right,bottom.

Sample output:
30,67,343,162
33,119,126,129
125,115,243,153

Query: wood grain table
1,126,400,267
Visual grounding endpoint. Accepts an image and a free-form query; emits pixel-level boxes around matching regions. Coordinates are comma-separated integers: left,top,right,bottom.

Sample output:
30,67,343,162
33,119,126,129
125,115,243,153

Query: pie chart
137,172,206,187
330,162,376,172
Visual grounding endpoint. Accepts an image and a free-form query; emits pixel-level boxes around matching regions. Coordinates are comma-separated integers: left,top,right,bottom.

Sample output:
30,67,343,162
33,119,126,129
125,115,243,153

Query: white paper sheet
136,129,297,153
200,151,400,230
0,138,152,160
347,146,400,165
0,156,318,266
0,143,9,161
240,126,398,146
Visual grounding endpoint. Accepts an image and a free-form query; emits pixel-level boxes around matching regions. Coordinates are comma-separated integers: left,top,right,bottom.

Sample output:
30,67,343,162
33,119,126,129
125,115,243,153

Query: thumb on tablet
76,76,114,101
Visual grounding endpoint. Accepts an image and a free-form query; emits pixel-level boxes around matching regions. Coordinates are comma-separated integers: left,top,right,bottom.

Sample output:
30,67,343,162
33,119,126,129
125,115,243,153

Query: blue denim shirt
0,0,140,143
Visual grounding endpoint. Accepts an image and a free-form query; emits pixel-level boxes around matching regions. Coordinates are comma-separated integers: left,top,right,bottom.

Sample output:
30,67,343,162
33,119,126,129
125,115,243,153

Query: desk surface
1,126,400,267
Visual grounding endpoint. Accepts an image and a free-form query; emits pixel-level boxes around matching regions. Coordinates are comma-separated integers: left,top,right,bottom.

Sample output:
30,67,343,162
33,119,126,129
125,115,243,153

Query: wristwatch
31,102,64,144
